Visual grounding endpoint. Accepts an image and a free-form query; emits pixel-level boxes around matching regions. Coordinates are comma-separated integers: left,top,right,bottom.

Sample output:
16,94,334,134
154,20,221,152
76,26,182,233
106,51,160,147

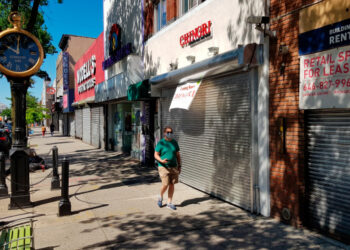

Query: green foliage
25,92,50,125
0,108,11,119
0,0,61,56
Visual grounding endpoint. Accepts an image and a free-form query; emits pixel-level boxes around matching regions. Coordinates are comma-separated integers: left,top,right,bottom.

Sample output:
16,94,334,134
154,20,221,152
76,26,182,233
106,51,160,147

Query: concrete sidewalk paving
0,128,349,249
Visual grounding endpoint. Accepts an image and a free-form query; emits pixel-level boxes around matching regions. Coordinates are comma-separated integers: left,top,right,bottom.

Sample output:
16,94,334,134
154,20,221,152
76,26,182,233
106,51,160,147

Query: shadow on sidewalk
79,205,335,250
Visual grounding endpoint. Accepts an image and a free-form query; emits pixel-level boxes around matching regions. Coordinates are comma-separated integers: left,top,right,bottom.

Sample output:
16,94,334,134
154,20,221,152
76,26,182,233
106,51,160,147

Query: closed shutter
91,107,100,148
161,72,252,210
70,113,75,137
99,106,105,149
306,110,350,240
82,107,91,144
75,109,83,139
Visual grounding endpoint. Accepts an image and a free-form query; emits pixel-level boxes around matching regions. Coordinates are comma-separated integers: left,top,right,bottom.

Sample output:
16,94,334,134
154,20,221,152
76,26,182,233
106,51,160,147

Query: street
0,128,348,249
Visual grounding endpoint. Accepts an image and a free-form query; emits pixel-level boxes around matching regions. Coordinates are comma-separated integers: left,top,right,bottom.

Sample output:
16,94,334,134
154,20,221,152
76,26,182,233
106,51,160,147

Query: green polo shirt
155,138,180,168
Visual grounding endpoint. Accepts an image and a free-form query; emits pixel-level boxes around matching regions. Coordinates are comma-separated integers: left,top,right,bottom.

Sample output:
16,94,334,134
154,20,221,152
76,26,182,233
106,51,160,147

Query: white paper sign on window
169,80,202,111
300,45,350,109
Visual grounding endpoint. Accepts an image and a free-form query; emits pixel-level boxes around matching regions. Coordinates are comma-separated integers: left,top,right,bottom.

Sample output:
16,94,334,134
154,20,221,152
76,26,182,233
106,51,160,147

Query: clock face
0,32,40,73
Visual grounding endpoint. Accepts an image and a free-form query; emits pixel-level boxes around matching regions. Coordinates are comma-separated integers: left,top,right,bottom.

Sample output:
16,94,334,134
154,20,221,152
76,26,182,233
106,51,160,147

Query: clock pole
8,77,32,209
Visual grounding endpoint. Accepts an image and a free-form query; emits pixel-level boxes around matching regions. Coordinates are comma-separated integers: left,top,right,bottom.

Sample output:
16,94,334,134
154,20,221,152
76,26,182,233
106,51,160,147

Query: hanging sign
169,80,202,111
299,45,350,109
46,87,56,95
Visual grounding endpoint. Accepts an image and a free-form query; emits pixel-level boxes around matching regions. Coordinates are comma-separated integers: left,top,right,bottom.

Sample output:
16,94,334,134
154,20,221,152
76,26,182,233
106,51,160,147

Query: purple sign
102,43,132,70
63,52,69,90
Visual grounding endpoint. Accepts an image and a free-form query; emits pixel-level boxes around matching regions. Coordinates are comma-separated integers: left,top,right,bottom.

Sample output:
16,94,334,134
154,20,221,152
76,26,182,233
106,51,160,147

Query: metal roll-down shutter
161,72,253,210
99,106,104,149
82,107,91,144
306,110,350,241
75,109,83,139
91,107,100,148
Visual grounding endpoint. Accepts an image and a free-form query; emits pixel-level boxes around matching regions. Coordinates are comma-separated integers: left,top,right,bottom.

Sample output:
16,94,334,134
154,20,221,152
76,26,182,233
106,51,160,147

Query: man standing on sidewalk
154,126,181,210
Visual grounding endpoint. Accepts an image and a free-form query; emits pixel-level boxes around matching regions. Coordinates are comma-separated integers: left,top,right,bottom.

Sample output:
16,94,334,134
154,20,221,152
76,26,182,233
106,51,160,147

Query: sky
0,0,104,107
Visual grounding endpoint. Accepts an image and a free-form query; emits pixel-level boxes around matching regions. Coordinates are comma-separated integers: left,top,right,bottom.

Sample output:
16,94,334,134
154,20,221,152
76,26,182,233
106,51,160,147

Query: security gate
160,72,255,211
91,107,100,148
82,107,91,144
306,110,350,241
75,109,83,139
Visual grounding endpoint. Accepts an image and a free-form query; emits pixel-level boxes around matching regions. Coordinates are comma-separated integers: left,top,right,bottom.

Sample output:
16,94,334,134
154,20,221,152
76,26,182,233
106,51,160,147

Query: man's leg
160,184,168,199
167,183,174,204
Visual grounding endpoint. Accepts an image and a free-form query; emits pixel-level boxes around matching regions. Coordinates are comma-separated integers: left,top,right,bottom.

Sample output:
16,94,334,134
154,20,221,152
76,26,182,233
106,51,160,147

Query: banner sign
62,52,69,90
169,80,202,111
299,45,350,109
299,18,350,55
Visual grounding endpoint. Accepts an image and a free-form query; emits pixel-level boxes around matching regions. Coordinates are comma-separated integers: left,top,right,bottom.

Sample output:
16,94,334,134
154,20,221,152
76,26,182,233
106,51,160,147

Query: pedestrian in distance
41,125,46,137
154,126,182,210
50,123,55,136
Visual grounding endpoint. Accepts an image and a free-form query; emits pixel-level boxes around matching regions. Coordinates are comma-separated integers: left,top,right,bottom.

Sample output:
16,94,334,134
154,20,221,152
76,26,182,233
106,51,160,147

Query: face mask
166,133,174,139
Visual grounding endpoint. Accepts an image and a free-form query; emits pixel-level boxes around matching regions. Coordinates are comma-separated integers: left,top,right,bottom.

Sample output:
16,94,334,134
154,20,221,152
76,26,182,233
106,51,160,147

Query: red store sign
74,33,105,103
180,20,212,47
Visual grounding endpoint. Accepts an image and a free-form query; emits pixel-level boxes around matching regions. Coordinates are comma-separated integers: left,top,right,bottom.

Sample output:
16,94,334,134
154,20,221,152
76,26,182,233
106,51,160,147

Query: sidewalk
0,128,349,249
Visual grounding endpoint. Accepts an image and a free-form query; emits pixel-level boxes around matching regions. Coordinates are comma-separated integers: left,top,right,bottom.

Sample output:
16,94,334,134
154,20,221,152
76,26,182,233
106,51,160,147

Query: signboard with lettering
299,45,350,109
169,80,202,110
180,21,212,48
74,33,105,103
299,18,350,55
62,52,69,90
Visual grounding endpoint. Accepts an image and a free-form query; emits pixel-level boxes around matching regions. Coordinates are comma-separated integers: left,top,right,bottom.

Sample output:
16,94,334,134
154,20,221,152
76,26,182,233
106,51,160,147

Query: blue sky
0,0,103,107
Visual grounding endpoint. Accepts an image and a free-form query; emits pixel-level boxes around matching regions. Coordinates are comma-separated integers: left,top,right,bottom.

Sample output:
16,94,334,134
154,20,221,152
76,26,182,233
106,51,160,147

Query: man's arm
176,151,181,173
154,151,168,164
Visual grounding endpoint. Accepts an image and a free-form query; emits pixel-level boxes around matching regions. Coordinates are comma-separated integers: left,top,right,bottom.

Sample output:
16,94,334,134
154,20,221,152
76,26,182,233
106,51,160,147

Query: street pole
51,146,60,190
58,157,71,216
8,78,31,209
0,152,8,196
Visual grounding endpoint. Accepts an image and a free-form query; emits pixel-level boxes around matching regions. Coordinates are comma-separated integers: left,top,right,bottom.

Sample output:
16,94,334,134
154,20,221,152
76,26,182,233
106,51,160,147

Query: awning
72,96,95,107
127,80,150,101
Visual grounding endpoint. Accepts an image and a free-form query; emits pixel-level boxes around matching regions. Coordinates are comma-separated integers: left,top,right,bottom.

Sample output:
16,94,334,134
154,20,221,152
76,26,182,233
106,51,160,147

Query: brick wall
269,0,318,227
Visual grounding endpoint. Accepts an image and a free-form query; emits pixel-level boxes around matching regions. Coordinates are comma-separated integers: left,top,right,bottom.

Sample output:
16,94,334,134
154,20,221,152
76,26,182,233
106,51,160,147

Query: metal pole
51,146,60,190
0,152,8,196
58,157,71,216
9,79,31,209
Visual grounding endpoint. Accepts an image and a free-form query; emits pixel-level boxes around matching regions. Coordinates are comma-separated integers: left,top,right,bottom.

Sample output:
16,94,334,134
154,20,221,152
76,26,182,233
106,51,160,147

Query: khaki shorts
158,166,179,185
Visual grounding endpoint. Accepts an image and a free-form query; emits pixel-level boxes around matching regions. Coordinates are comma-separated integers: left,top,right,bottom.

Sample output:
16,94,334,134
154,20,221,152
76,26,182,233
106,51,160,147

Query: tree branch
11,0,19,12
26,0,41,32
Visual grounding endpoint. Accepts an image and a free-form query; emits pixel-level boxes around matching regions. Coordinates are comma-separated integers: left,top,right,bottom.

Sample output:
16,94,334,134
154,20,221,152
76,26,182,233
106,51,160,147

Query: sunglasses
166,131,173,134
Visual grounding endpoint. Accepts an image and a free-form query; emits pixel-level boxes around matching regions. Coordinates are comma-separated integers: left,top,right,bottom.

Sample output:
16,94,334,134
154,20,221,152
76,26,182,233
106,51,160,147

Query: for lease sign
300,45,350,109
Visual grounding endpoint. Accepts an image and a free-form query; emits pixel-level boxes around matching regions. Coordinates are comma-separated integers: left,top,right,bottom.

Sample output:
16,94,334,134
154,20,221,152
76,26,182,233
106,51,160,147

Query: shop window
180,0,205,16
154,0,167,31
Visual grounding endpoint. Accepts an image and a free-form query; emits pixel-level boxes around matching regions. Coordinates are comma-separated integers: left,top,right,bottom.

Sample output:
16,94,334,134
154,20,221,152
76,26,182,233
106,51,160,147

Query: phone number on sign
303,78,350,91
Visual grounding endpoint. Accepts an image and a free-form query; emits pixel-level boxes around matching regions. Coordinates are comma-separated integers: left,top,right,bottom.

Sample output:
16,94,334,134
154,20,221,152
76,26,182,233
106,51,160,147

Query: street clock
0,12,44,78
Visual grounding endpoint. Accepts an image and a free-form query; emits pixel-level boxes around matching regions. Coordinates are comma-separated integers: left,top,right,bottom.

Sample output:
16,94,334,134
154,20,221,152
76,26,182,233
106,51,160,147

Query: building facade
73,33,105,148
55,35,96,136
270,0,350,243
144,0,270,216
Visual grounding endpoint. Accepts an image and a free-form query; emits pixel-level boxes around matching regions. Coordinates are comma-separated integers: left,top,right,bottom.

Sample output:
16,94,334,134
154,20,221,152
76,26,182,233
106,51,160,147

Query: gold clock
0,12,44,78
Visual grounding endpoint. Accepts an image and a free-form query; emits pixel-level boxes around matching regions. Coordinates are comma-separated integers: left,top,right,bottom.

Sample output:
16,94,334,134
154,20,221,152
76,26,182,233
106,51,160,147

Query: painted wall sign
169,80,202,110
180,21,212,48
62,52,69,90
78,78,96,94
299,45,350,109
102,23,133,70
299,18,350,55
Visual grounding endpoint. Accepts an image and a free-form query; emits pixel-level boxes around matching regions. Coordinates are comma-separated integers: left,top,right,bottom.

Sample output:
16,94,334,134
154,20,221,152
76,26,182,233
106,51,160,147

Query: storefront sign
180,21,212,48
78,78,96,94
299,18,350,55
169,80,202,110
77,55,96,84
62,52,69,90
300,45,350,109
102,23,132,70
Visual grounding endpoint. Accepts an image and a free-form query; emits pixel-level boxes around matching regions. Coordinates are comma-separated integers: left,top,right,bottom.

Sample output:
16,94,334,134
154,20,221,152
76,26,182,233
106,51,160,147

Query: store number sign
299,45,350,109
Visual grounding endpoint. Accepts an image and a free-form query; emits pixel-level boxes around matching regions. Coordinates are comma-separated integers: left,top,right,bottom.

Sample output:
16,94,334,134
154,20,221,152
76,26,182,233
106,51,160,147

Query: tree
0,108,11,119
0,0,63,63
26,92,50,125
